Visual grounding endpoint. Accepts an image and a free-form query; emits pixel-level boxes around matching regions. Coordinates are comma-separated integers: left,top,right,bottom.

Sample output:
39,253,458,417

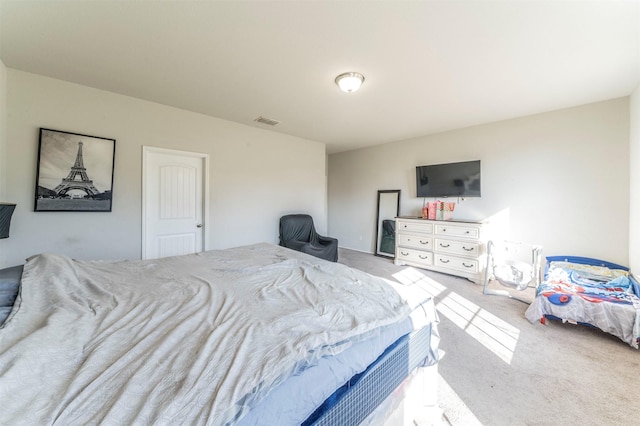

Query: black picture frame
34,128,116,212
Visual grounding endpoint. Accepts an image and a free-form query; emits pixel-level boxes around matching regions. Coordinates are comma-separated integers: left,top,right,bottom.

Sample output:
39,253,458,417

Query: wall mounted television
416,160,481,198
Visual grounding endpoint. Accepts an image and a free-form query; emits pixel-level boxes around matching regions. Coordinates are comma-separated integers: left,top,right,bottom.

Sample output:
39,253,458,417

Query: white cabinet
394,217,488,283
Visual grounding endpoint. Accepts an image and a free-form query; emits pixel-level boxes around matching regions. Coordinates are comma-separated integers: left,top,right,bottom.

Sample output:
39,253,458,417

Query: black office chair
279,214,338,262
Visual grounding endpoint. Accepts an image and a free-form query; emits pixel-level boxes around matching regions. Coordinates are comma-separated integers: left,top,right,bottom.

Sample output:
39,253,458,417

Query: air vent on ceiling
254,116,280,126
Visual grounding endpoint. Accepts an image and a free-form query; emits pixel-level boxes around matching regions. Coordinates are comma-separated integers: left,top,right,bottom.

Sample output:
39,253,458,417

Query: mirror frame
374,189,401,258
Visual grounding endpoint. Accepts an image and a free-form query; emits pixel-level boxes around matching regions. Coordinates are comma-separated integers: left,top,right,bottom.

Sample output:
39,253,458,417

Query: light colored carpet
337,247,640,426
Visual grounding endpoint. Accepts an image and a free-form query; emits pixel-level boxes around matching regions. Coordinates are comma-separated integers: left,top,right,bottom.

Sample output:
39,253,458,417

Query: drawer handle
442,228,446,232
462,246,474,251
465,230,470,234
439,243,450,248
419,255,428,259
401,251,409,256
440,258,450,264
462,262,474,268
420,240,429,245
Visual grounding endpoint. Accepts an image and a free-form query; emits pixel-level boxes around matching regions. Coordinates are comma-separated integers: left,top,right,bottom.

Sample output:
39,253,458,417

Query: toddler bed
0,243,439,425
524,256,640,348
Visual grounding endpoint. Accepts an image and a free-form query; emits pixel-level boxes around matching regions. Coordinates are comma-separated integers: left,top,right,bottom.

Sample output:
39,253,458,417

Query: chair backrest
279,214,318,245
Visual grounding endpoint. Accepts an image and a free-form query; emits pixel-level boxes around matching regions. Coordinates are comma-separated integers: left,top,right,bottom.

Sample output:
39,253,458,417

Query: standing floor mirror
375,190,401,258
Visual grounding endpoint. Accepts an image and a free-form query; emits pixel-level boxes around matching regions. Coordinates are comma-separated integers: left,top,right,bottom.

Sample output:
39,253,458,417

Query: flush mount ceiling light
254,116,280,126
335,72,365,93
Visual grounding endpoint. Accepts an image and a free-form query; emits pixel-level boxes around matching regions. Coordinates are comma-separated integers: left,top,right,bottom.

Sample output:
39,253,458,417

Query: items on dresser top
395,216,489,283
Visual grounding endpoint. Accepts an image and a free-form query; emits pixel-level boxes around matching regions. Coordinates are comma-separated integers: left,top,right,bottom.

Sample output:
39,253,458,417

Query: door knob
196,224,203,228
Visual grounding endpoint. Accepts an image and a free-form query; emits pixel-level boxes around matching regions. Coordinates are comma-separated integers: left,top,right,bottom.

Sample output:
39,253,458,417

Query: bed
0,242,439,425
524,256,640,349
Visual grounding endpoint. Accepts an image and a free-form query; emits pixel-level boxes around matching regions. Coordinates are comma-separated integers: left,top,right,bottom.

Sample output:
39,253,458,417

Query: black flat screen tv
416,160,481,198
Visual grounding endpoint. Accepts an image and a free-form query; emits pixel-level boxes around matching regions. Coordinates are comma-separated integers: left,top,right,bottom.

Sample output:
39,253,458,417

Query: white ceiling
1,1,639,154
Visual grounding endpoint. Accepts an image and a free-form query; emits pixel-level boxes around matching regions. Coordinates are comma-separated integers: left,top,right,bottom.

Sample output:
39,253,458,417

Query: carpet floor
337,247,640,426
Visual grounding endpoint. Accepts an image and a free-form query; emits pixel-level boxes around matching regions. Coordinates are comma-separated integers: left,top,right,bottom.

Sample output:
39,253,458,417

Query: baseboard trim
338,246,375,255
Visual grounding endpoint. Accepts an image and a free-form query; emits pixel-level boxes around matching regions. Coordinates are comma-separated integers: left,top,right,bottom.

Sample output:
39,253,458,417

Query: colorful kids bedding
525,256,640,348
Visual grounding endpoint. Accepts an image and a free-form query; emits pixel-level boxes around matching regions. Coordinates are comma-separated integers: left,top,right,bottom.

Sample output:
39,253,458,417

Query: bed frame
305,322,437,426
541,256,633,326
526,255,640,348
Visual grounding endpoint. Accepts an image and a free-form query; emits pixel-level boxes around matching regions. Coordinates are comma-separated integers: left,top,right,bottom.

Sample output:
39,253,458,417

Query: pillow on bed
547,261,630,289
0,265,23,326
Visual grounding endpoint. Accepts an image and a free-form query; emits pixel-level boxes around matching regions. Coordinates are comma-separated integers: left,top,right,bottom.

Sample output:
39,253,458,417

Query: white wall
3,70,327,267
0,58,7,266
0,60,6,198
329,98,630,266
0,1,13,268
630,85,640,273
0,0,5,199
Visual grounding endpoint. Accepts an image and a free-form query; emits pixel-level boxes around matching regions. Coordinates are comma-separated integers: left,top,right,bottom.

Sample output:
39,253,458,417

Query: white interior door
143,146,209,259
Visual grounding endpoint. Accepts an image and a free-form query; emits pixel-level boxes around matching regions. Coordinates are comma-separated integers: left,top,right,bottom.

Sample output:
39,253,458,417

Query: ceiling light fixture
335,72,365,93
254,116,280,126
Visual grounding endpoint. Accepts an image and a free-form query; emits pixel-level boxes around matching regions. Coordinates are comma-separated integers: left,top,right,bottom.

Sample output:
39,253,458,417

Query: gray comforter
0,243,427,425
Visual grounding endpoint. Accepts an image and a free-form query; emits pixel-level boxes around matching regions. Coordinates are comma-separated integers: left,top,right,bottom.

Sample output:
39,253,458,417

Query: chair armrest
284,240,308,251
317,235,338,245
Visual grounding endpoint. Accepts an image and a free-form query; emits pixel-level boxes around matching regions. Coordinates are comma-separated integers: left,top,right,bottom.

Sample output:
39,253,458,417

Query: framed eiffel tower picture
34,128,116,212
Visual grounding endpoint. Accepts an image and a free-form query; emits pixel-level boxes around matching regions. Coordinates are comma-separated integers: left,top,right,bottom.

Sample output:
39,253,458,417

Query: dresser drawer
434,254,479,273
434,223,479,239
397,220,433,235
434,238,480,256
398,234,433,250
396,247,433,266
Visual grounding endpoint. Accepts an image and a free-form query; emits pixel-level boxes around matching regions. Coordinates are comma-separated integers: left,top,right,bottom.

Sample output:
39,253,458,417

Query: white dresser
394,216,488,283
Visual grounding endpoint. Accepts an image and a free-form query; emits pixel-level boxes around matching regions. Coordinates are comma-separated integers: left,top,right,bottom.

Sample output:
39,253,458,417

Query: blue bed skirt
304,323,438,426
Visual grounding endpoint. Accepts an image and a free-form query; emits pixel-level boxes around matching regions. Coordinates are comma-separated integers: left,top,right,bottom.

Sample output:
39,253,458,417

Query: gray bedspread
0,243,430,425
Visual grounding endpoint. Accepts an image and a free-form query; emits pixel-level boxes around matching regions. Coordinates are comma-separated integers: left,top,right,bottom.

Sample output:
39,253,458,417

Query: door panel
143,147,208,259
158,233,196,258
